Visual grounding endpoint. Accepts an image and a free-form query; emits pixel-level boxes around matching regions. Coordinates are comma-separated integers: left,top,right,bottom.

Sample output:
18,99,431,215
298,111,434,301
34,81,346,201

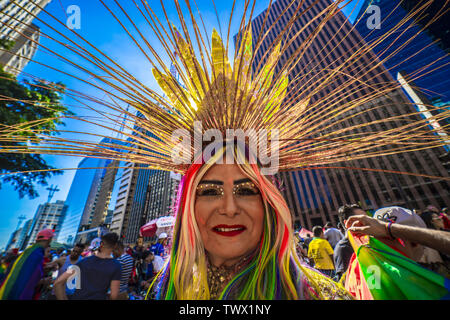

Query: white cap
158,232,168,239
373,206,426,228
89,237,101,250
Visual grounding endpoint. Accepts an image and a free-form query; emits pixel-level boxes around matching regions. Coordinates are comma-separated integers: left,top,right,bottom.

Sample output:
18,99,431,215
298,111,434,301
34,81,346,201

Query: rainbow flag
0,243,45,300
345,233,450,300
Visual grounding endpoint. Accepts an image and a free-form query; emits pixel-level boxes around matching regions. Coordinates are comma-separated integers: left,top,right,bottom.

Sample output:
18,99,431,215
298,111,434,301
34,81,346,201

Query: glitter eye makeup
196,180,260,197
233,181,260,196
196,184,224,196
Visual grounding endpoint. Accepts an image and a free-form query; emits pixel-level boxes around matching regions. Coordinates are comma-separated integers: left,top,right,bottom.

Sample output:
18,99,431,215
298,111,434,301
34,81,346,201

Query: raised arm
345,215,450,255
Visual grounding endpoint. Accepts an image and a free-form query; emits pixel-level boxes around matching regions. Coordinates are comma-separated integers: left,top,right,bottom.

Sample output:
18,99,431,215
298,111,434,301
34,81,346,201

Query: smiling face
431,213,444,230
194,163,265,267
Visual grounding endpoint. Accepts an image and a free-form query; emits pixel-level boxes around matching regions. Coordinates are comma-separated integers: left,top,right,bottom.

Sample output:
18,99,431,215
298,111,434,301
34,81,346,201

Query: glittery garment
204,251,352,300
206,252,254,300
297,263,354,300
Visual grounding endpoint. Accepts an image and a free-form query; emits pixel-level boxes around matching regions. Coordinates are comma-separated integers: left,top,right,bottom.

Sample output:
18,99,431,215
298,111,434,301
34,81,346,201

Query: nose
220,190,239,217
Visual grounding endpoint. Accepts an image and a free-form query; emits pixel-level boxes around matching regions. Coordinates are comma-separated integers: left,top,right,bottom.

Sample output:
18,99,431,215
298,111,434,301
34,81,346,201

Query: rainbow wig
148,142,342,300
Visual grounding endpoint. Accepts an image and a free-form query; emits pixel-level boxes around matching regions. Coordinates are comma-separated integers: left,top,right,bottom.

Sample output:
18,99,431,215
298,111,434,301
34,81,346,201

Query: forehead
201,163,248,183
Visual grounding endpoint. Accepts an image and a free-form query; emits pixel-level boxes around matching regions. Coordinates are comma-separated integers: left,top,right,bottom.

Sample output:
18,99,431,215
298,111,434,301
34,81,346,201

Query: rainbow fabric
346,233,450,300
0,243,45,300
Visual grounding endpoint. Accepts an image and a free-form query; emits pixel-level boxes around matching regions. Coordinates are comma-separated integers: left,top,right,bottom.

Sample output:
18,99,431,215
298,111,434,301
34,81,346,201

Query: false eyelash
233,182,260,196
196,184,224,196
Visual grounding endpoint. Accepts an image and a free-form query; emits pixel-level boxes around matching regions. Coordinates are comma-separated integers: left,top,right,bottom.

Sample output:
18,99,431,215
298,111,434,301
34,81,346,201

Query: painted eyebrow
198,178,252,185
198,180,223,185
234,178,252,185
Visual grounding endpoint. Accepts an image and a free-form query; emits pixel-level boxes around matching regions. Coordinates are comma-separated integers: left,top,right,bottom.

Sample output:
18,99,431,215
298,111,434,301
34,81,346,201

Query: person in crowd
145,251,164,280
421,210,449,232
113,241,134,300
0,256,6,284
307,226,335,278
150,233,167,257
149,143,351,300
52,248,64,262
46,243,85,299
0,229,54,300
140,251,165,296
346,207,450,256
54,233,121,300
294,232,308,261
442,209,450,229
407,210,449,277
35,247,57,300
425,205,450,229
303,234,313,251
0,250,19,285
131,244,147,293
333,204,366,281
126,246,134,257
337,222,345,235
324,222,344,248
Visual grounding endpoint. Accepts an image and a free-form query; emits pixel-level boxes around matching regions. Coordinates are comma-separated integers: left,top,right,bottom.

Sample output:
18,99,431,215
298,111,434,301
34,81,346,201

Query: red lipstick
212,224,246,237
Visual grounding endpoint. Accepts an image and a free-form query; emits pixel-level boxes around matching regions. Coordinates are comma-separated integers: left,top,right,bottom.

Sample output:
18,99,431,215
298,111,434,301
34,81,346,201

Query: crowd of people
1,203,449,300
0,232,169,300
294,204,450,288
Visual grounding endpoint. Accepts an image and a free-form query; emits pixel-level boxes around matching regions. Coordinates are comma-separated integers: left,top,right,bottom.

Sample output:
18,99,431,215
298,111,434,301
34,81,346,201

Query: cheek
243,199,265,236
194,201,212,232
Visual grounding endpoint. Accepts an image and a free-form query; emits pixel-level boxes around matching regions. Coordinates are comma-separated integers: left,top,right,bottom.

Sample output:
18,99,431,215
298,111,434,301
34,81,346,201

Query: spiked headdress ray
0,0,449,181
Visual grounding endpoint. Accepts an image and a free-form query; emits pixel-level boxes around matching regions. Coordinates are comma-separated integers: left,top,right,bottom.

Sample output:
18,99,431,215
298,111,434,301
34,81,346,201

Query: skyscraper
123,168,180,244
110,161,137,238
89,160,120,228
0,0,51,75
56,137,121,245
4,228,20,252
57,157,111,246
15,218,32,250
27,200,67,246
399,0,449,53
246,0,449,229
110,111,180,244
354,0,450,105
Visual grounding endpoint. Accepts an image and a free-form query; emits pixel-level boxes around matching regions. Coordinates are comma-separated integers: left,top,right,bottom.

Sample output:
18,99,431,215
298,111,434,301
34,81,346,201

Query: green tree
0,65,70,199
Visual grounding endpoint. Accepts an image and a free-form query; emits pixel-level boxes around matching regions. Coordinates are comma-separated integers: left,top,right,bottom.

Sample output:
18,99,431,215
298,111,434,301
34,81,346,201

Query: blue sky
0,0,365,250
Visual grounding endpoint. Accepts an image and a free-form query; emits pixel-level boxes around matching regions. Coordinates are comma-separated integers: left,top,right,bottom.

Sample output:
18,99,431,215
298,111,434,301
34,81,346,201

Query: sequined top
206,251,255,300
152,255,353,300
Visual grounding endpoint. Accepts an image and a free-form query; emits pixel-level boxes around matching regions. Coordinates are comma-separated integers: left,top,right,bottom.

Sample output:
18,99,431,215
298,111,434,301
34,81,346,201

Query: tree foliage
0,65,70,199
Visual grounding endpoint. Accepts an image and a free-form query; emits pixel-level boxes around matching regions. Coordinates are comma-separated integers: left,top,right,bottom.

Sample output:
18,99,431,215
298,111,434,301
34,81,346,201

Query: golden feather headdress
0,0,449,180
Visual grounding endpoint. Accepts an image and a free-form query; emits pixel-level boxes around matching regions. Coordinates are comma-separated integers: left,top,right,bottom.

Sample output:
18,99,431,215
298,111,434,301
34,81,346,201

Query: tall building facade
57,157,110,245
89,160,120,228
15,218,32,250
57,138,120,245
4,228,20,251
110,161,137,238
123,168,180,244
110,111,181,244
399,0,449,53
246,0,450,229
0,0,51,75
27,200,67,246
354,0,450,105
